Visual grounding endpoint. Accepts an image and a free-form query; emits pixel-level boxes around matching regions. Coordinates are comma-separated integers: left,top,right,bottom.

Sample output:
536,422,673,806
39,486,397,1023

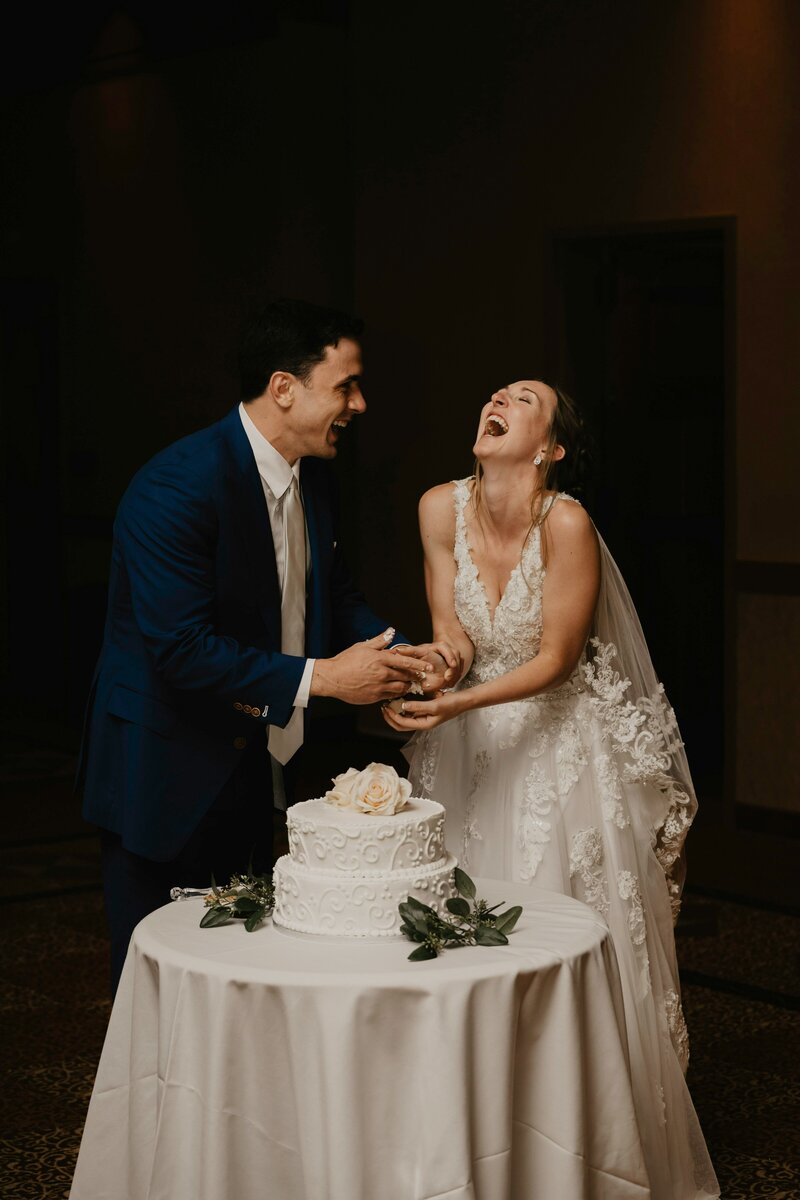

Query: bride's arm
417,484,475,682
385,499,599,730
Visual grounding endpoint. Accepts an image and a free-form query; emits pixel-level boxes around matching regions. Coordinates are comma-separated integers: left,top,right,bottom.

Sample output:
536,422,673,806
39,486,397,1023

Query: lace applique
617,869,651,994
656,1084,667,1126
556,718,588,796
412,731,439,799
452,478,546,687
595,752,630,829
500,701,529,749
654,793,694,921
526,702,564,758
663,988,690,1071
491,699,532,749
568,828,609,915
617,869,646,945
518,760,556,881
488,692,562,754
582,638,694,918
461,750,489,867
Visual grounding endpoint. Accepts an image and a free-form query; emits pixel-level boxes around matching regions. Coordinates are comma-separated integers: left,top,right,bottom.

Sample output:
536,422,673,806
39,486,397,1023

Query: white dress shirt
238,405,315,803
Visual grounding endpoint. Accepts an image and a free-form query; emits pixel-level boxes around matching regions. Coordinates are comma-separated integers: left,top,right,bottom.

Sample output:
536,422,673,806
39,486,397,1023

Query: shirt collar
238,402,300,499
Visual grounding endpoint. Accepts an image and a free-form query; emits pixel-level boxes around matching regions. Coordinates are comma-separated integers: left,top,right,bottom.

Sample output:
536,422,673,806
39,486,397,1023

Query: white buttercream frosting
287,796,445,874
273,853,457,938
272,792,456,938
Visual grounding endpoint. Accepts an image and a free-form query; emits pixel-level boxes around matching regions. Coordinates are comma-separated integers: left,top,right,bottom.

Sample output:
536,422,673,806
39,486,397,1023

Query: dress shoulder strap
451,477,473,526
451,477,473,563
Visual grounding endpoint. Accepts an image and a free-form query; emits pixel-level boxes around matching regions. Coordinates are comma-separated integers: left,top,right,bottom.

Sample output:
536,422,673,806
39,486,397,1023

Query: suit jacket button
234,736,247,750
233,702,243,711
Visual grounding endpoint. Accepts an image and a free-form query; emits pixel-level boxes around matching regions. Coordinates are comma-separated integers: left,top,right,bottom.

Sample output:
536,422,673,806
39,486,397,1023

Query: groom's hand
392,641,462,691
310,630,433,705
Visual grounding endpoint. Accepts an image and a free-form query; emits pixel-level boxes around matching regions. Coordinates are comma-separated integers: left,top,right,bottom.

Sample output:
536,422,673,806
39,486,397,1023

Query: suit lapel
219,407,282,639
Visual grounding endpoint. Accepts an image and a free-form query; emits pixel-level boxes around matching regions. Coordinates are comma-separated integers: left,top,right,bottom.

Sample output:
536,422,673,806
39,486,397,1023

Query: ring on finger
400,701,406,715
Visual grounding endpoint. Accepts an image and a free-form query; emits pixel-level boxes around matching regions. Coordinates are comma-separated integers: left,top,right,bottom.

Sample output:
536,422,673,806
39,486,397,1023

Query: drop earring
534,454,543,467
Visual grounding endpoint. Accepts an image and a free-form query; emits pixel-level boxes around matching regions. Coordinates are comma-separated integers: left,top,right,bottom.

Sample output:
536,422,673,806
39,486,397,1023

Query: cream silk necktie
268,474,306,765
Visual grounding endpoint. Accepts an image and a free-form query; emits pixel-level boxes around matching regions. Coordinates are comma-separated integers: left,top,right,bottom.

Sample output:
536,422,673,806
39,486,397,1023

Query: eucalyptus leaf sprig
199,866,274,933
399,867,522,961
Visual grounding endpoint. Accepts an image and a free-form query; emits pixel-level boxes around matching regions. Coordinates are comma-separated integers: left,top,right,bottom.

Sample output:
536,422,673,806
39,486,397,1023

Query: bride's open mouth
484,414,509,437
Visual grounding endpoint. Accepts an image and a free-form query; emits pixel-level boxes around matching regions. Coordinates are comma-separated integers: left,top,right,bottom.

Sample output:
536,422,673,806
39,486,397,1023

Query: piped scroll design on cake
288,804,445,874
273,854,457,938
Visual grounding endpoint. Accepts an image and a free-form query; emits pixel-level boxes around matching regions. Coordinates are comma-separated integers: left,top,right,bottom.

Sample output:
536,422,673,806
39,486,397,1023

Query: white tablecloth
70,881,651,1200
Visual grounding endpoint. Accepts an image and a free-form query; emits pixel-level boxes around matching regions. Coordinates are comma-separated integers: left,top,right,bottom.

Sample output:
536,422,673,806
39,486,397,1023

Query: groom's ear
552,442,566,463
269,370,295,410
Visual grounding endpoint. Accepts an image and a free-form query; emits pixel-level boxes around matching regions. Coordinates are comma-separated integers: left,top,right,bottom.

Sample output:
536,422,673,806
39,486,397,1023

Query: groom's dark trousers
79,406,401,993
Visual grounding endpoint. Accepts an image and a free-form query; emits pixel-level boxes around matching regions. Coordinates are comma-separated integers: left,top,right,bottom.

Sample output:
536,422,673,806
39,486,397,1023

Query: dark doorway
548,224,730,800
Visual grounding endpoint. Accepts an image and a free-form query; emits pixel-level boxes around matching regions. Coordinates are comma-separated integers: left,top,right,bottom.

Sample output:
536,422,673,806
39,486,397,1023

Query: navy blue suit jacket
80,407,400,861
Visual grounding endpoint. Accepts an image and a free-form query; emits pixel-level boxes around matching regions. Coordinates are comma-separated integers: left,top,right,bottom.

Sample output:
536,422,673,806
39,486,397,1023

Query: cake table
70,880,650,1200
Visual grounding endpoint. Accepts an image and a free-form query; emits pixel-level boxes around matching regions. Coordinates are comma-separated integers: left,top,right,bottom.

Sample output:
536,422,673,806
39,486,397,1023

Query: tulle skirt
406,680,720,1200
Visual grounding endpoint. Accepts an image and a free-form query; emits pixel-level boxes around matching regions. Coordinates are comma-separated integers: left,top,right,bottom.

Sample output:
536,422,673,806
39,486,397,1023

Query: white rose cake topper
325,762,412,815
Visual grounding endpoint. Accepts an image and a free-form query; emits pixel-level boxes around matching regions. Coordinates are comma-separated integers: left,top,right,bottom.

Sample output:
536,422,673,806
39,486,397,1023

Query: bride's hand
391,641,462,690
411,650,450,693
381,690,462,732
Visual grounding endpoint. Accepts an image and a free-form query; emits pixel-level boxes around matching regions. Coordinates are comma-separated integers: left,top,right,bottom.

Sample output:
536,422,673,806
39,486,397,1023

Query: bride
383,379,719,1200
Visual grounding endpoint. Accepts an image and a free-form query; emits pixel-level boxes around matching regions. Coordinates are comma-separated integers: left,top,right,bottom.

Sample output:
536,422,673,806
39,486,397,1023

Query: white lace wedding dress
405,479,719,1200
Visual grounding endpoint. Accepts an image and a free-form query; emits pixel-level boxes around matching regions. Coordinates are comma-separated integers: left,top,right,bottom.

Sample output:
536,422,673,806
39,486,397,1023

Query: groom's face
289,337,366,460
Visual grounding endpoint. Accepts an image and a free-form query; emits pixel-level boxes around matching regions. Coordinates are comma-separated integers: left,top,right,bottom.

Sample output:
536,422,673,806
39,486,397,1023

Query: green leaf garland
399,870,523,960
199,869,275,932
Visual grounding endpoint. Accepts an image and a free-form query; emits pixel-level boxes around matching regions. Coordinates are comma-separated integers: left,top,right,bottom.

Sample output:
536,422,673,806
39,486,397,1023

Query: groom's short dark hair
238,297,364,400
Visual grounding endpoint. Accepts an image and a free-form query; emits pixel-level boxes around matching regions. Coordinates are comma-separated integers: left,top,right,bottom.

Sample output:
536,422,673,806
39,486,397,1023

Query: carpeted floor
1,728,798,1199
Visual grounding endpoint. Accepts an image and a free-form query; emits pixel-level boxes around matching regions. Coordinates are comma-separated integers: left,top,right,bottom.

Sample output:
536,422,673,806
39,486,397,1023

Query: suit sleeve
117,461,304,729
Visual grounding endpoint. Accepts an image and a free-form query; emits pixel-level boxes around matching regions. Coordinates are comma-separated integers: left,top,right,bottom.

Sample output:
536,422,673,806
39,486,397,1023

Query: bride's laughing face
473,380,558,464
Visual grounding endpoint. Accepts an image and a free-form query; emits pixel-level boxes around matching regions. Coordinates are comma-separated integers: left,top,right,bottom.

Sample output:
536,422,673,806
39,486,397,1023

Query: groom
79,298,438,991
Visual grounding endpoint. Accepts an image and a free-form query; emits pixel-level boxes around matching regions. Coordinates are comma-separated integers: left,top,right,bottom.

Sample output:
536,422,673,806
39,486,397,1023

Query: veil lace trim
586,532,698,921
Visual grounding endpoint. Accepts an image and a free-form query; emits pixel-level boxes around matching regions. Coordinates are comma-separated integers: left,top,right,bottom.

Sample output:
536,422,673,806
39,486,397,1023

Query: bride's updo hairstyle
541,384,592,500
472,381,592,569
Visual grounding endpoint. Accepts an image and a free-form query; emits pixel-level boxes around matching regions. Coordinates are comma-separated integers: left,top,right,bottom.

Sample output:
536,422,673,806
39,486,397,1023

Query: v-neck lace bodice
453,477,556,684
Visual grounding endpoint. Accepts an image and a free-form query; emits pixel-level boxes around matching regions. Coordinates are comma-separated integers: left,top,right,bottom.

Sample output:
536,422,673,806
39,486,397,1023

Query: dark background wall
2,0,798,904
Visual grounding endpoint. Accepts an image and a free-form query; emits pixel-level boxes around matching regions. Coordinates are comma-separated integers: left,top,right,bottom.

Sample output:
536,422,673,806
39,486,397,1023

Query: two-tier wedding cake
272,763,456,938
